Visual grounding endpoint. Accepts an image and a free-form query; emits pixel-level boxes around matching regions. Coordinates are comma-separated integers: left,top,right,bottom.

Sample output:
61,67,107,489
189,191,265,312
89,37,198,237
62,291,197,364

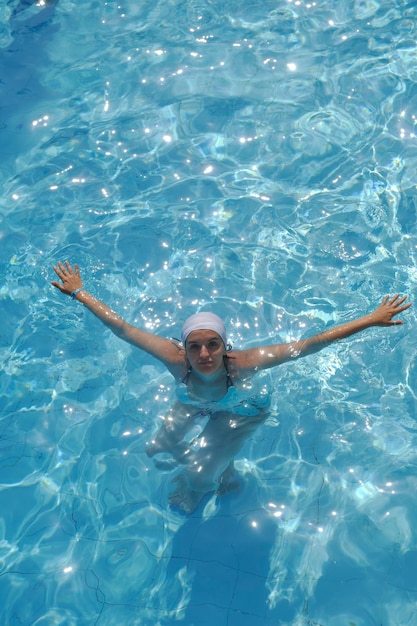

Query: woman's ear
181,358,192,384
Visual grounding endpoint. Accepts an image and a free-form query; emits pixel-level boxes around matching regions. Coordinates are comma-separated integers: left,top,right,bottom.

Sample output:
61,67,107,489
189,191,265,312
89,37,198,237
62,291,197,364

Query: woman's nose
199,344,209,357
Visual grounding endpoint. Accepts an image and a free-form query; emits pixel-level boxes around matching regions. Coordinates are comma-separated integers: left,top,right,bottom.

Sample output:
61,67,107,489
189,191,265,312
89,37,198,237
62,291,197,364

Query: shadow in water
164,476,296,626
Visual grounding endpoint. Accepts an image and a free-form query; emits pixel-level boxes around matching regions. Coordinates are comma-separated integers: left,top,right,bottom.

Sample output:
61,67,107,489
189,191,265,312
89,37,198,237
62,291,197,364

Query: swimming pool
1,0,417,623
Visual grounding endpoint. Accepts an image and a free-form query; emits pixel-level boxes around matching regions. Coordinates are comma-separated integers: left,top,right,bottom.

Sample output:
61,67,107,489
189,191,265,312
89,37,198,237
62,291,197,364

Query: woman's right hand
369,294,412,326
51,261,83,296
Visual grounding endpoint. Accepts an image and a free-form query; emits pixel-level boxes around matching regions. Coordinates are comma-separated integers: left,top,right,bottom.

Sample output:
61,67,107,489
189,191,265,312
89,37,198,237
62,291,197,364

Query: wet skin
147,330,268,513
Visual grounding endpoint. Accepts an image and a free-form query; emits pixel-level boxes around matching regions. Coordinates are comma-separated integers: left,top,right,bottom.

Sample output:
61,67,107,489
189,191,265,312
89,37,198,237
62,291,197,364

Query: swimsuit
175,378,271,417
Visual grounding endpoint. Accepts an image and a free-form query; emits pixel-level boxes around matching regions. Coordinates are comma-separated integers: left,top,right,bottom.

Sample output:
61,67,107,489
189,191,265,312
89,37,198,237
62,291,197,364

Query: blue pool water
1,0,417,624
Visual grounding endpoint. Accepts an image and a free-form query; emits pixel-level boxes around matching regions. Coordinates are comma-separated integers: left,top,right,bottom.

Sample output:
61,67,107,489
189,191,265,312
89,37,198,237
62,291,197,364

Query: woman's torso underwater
175,375,271,418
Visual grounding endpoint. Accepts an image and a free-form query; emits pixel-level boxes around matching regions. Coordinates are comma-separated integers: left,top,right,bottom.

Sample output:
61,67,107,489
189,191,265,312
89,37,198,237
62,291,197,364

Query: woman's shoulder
226,349,257,378
162,339,187,378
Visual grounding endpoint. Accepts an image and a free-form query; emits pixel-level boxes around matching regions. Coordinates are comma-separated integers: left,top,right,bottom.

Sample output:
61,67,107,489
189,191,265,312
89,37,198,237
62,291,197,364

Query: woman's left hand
370,294,412,326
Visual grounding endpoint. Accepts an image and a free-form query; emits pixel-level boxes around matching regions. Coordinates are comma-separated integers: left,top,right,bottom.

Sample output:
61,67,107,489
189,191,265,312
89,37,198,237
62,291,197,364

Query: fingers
384,294,411,310
390,294,407,306
51,281,64,293
53,261,65,278
53,260,75,279
385,294,403,306
60,260,74,275
392,298,411,314
65,260,74,275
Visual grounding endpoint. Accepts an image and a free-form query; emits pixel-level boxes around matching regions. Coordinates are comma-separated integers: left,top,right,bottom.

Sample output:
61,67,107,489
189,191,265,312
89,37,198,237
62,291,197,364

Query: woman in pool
52,261,411,513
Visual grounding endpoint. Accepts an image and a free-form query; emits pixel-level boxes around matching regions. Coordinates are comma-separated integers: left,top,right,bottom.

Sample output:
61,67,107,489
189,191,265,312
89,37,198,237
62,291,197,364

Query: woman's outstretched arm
51,261,184,372
236,295,412,372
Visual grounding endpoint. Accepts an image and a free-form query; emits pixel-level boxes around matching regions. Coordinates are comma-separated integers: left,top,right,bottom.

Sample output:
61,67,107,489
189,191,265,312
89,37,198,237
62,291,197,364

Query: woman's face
185,329,226,377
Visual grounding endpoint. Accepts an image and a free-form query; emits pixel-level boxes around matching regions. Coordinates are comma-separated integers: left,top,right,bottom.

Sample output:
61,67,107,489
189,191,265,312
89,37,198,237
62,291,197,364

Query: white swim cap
181,312,227,346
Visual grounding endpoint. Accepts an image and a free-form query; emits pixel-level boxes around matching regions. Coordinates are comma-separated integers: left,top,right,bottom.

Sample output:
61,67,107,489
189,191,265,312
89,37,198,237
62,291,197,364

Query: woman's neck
186,368,230,401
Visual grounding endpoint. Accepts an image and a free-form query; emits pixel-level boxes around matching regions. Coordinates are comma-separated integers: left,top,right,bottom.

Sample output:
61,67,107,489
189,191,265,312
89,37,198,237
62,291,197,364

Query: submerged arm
51,261,184,371
238,295,412,371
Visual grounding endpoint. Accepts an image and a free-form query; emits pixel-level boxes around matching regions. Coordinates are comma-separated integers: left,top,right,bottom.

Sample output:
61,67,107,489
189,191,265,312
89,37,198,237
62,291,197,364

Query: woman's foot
168,473,208,514
216,462,242,496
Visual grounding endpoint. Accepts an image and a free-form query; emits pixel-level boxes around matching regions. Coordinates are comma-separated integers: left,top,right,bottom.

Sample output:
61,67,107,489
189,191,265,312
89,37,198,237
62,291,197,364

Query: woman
52,261,411,513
